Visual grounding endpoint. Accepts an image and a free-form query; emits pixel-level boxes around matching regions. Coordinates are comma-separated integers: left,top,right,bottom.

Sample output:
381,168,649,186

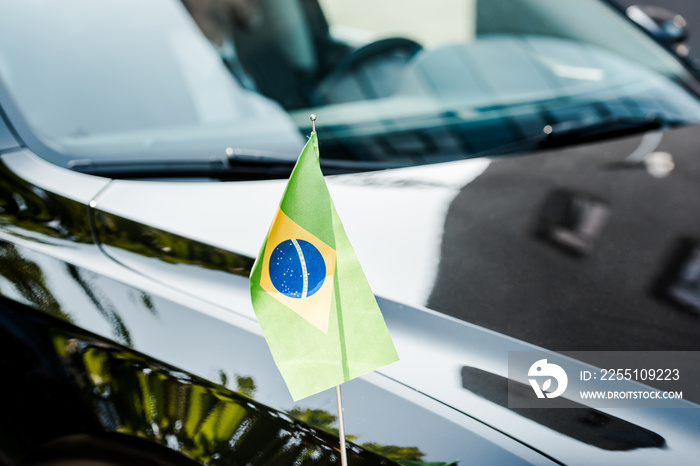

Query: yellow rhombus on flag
249,131,399,401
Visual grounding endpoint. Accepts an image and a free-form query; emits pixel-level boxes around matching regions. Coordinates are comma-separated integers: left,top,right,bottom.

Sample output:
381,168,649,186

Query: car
0,0,699,464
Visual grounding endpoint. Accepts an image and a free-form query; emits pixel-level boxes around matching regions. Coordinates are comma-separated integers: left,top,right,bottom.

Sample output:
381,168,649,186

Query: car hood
4,123,700,464
94,152,491,308
91,124,700,461
91,124,700,350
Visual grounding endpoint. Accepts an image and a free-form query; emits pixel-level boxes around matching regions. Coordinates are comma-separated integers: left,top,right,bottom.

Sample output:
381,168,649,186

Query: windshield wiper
535,115,679,149
485,115,683,157
69,152,406,180
391,114,687,162
69,116,686,179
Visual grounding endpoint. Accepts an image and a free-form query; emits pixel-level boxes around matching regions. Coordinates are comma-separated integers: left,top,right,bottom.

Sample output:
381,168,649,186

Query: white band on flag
291,239,309,299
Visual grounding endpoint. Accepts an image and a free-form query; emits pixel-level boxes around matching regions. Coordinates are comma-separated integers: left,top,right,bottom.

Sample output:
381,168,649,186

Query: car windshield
1,0,700,170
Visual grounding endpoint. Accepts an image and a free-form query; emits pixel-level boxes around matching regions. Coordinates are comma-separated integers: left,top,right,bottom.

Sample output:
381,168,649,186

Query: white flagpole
335,384,348,466
311,113,347,466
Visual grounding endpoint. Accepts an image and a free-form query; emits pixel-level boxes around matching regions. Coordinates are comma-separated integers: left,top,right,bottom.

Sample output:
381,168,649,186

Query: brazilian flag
250,131,399,401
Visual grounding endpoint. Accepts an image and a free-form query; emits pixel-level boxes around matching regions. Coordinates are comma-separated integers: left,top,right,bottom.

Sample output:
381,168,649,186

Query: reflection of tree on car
53,330,395,464
54,327,448,465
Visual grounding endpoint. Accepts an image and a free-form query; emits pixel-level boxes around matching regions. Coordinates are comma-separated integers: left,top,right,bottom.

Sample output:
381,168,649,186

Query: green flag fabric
250,131,399,401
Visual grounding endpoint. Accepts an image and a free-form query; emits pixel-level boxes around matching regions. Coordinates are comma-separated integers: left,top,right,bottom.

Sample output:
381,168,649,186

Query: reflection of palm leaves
288,407,339,435
235,375,256,398
140,292,157,317
288,406,428,461
0,165,93,243
95,212,254,276
73,339,429,464
65,264,132,346
0,242,70,321
361,443,425,462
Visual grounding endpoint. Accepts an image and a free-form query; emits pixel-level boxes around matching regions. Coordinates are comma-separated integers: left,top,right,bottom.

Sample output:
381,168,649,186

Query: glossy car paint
85,125,700,463
80,127,700,353
0,298,396,465
1,1,700,465
0,150,552,464
1,119,700,464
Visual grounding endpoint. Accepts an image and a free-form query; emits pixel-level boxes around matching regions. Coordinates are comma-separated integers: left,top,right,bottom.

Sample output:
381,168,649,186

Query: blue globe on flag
269,239,326,299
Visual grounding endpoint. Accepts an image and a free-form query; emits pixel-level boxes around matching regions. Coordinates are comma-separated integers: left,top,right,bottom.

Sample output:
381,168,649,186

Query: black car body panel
0,297,399,465
1,0,700,465
0,151,552,465
2,131,700,464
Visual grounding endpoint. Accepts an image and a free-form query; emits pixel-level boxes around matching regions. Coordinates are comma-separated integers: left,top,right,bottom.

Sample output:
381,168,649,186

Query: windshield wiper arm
536,115,677,148
463,115,684,159
69,152,405,180
70,156,252,180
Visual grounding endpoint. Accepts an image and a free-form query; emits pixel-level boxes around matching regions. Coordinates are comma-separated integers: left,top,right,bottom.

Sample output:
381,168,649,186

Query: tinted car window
0,0,304,164
0,0,699,169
